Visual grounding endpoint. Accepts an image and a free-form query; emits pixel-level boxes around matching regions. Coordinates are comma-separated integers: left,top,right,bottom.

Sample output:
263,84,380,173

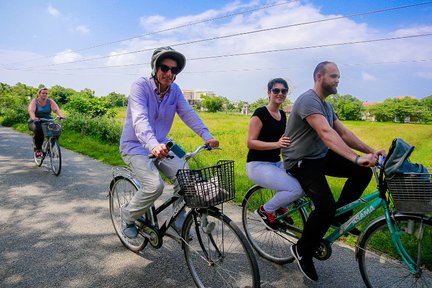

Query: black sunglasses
159,64,180,74
271,88,288,95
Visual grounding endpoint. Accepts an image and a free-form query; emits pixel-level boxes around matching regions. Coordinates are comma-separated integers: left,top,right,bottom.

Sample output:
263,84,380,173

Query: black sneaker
331,221,361,236
290,244,318,281
255,205,279,230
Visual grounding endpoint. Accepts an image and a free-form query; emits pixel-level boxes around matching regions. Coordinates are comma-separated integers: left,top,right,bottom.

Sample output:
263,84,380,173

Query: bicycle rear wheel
242,186,309,264
49,139,61,175
183,208,260,288
357,214,432,288
109,176,148,252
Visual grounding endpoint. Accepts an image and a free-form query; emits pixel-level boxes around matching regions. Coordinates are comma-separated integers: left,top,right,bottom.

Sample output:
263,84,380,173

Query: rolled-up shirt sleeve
175,90,213,141
129,81,159,151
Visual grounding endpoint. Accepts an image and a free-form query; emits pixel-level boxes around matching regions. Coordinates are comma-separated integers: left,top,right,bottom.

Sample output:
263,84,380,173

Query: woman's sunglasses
159,64,180,74
271,88,288,95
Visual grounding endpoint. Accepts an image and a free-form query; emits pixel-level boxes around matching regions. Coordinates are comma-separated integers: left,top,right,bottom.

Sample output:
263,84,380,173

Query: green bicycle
242,155,431,287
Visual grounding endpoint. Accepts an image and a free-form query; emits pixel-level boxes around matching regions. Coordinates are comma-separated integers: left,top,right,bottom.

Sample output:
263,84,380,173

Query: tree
49,85,76,105
201,95,225,112
421,96,432,111
106,92,128,107
367,97,430,123
249,97,292,113
64,93,111,117
249,97,268,112
328,94,363,120
367,103,394,122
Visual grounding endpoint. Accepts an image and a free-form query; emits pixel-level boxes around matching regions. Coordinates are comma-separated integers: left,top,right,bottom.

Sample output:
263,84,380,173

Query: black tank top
246,106,286,163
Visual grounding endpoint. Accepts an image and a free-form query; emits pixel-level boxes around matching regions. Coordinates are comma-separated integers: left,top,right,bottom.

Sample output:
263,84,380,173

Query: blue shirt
35,99,52,119
120,77,213,155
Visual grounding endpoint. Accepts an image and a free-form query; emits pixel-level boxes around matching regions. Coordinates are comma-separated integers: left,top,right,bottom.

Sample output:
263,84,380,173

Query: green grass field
167,113,432,202
14,111,432,203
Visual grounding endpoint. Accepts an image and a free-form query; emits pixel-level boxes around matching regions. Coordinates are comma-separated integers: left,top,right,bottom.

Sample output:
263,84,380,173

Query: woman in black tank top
246,78,303,230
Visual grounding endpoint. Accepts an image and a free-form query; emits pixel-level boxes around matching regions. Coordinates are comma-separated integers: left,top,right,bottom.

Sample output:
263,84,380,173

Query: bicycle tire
357,214,432,288
49,139,62,176
109,176,148,252
183,208,260,288
242,185,309,264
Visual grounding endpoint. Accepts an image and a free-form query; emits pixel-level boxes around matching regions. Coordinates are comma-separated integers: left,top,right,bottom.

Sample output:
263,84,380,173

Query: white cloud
140,15,165,27
47,4,60,17
53,49,82,64
362,72,376,81
3,1,431,101
392,25,432,37
76,25,90,35
417,71,432,79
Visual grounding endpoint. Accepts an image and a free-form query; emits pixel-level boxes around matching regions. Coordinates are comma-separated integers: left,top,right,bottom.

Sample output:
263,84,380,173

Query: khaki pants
121,152,188,227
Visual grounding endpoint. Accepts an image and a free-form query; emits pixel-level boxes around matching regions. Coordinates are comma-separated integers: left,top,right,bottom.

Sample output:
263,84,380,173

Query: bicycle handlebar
37,116,64,122
149,142,217,161
185,143,213,160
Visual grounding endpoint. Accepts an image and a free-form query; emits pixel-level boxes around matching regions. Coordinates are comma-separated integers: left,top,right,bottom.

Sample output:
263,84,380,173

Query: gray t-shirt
282,89,338,169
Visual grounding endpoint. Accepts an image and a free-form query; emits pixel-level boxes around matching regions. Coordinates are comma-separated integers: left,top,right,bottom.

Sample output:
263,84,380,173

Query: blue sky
1,0,431,103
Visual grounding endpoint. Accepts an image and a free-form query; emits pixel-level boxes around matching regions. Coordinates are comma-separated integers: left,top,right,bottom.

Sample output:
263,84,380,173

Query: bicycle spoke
242,186,308,264
358,215,432,287
184,210,260,287
109,177,147,252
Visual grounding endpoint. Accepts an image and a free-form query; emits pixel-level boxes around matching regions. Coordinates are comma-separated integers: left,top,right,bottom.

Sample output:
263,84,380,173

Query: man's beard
323,83,337,96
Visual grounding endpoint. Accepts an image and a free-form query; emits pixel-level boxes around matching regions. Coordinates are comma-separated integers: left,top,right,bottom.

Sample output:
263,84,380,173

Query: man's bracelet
354,155,360,165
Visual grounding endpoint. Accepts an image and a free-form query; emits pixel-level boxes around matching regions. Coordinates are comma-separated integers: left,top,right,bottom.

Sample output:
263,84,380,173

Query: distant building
182,89,215,105
362,101,379,121
241,104,250,115
395,96,416,100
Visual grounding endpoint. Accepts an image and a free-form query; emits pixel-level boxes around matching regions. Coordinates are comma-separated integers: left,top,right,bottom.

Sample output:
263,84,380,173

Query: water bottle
166,141,186,159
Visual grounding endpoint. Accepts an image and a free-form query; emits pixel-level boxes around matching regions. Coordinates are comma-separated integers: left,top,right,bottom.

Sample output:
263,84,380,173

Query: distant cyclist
246,78,303,230
28,87,65,158
119,46,219,238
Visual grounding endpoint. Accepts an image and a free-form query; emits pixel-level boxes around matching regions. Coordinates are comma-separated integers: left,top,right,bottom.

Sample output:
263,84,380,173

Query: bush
1,104,28,127
62,112,122,144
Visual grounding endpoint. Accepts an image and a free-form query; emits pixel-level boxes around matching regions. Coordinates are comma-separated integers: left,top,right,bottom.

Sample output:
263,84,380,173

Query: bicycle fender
242,185,262,207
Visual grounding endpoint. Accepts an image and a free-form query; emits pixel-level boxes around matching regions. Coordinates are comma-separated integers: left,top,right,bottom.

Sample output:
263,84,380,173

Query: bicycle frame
326,190,384,242
291,189,424,274
149,193,187,239
111,143,216,242
111,166,187,240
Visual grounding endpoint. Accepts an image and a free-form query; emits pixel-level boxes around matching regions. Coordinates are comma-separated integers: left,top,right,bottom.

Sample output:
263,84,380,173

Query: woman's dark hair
267,78,288,92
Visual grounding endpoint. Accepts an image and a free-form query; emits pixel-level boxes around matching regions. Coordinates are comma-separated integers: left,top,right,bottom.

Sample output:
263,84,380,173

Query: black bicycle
33,117,63,176
108,143,260,287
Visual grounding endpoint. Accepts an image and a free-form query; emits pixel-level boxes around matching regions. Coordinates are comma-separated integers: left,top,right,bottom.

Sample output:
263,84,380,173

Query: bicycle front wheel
183,208,260,288
33,148,44,167
109,177,148,252
357,214,432,288
242,186,309,264
49,139,61,175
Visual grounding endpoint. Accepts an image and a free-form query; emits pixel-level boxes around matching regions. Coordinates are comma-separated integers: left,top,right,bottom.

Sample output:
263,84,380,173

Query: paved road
0,126,367,287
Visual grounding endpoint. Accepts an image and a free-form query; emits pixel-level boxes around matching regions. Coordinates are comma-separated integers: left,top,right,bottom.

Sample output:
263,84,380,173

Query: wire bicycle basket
42,122,62,137
386,169,432,213
176,160,235,208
